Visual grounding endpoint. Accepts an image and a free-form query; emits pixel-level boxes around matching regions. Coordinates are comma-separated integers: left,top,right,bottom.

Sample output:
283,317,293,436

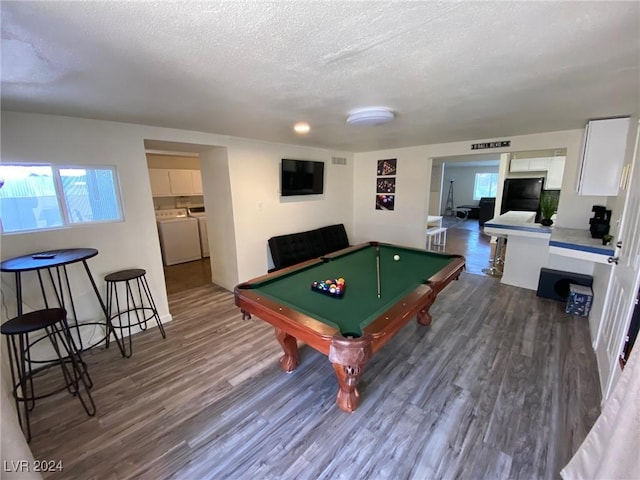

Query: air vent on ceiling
332,156,347,165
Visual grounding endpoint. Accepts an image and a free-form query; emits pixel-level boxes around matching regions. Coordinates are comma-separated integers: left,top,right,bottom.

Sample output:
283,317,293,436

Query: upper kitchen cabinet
168,170,193,195
577,117,631,196
192,170,203,195
149,168,202,196
545,156,566,190
509,150,566,190
149,169,172,196
509,157,534,172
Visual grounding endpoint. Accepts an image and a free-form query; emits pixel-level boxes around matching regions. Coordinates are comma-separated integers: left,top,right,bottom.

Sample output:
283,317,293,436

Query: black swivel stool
104,269,166,358
1,308,96,442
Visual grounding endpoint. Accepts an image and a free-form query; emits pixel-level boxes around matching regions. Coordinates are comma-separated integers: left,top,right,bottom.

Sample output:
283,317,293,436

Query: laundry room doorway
145,144,213,296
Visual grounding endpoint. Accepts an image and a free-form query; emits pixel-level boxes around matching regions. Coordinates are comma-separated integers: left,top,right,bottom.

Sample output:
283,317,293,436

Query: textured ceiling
2,1,639,152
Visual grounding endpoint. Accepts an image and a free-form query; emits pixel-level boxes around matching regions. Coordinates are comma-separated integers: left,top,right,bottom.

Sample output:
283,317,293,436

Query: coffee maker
589,205,611,239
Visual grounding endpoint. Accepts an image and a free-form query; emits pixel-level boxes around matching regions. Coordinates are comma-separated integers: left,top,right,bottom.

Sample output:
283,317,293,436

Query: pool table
234,242,465,412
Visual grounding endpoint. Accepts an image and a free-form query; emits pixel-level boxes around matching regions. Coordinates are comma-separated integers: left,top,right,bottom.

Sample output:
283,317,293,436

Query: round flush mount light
346,107,395,126
293,122,310,134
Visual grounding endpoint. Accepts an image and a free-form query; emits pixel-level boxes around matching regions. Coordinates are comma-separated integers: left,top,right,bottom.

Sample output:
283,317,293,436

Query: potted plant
540,191,558,226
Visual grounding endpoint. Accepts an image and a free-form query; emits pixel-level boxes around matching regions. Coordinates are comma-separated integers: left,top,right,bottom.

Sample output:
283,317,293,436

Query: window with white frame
0,164,123,233
473,172,499,200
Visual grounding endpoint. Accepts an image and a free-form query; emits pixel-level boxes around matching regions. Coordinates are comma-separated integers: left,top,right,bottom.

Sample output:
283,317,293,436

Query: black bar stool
1,308,96,442
104,269,166,358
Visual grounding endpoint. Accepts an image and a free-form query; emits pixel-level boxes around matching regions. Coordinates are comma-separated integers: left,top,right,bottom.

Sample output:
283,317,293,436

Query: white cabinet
509,158,531,172
529,157,551,171
149,169,203,196
509,157,550,172
545,157,566,190
509,155,566,190
168,170,194,195
577,117,630,196
192,170,203,194
149,169,171,195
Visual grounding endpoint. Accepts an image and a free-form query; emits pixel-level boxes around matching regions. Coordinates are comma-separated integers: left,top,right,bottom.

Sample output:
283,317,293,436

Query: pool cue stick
376,246,381,298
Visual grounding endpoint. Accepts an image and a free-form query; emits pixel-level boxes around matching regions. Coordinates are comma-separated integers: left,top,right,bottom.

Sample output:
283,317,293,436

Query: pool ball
393,254,400,261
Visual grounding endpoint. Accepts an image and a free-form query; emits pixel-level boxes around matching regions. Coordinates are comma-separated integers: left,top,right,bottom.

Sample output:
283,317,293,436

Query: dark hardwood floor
163,258,212,295
25,251,601,479
437,216,495,276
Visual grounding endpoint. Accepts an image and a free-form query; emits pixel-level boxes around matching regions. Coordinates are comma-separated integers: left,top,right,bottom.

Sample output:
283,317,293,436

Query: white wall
0,113,169,327
0,112,354,310
0,111,355,453
441,165,499,212
352,129,602,249
225,138,354,281
428,164,443,216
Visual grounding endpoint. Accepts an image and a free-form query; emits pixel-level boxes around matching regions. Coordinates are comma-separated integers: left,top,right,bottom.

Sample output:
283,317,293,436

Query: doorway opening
144,140,218,297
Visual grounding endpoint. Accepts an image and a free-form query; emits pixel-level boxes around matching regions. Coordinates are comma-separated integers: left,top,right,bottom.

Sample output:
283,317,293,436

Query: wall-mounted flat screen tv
281,159,324,196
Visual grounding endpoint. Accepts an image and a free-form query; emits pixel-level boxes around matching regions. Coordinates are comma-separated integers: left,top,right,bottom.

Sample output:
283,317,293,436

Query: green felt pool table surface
248,243,459,336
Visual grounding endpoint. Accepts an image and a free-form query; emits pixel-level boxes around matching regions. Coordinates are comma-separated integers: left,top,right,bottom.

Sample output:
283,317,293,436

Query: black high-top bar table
1,248,125,356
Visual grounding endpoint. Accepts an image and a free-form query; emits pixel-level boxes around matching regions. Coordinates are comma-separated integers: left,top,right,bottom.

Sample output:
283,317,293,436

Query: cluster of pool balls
311,277,346,298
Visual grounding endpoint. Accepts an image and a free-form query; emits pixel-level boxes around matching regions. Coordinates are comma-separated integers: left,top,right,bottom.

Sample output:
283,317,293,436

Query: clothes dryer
187,206,209,258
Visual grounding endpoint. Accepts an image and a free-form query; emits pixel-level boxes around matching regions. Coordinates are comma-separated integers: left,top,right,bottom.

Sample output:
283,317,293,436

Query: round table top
0,248,99,272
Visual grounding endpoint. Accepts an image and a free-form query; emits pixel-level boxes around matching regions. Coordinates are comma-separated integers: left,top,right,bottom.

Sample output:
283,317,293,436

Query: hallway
439,216,494,277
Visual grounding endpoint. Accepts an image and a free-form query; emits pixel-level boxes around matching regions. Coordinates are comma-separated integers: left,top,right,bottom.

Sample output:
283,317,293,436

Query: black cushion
319,224,349,253
268,232,312,270
267,224,350,271
306,229,326,258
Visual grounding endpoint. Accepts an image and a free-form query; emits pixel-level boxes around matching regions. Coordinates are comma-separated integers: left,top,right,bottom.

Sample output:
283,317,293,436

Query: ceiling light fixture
346,107,395,126
294,122,310,134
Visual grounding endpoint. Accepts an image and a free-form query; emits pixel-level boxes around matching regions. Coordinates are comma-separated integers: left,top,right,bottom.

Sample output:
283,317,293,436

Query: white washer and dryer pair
155,208,201,266
187,206,209,258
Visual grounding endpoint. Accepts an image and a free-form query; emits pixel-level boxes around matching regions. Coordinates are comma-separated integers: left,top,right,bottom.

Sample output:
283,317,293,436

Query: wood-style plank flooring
439,216,493,276
26,258,601,479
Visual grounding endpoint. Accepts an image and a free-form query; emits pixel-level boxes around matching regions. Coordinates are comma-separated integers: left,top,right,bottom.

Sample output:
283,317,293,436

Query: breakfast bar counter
483,211,552,290
483,212,615,290
549,227,615,264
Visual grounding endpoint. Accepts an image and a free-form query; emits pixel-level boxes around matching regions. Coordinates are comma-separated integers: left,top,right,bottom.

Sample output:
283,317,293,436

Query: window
473,172,499,200
0,164,123,233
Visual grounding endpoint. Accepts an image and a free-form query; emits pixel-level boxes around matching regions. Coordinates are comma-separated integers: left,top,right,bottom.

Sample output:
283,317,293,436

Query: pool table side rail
363,254,464,346
235,247,465,356
239,256,326,285
234,287,339,355
424,253,465,294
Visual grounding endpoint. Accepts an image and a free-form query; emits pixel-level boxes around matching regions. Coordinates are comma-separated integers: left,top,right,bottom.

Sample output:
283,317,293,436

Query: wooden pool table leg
329,335,372,413
274,328,299,372
416,290,436,326
331,363,366,413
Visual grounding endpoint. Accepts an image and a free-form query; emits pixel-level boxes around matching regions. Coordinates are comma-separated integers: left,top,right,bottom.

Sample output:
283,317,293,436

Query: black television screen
281,159,324,196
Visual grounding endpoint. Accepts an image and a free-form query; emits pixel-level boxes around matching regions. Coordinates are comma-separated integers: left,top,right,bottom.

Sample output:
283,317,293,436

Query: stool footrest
425,227,447,251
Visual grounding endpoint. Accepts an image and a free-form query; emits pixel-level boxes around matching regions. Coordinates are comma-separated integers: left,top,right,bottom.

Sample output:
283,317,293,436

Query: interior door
595,122,640,400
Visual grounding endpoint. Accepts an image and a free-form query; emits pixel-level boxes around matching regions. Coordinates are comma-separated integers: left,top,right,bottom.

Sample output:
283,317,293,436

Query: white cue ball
393,254,400,261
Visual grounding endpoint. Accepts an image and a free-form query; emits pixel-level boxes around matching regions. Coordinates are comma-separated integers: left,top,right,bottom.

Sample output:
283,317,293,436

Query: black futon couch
268,224,350,272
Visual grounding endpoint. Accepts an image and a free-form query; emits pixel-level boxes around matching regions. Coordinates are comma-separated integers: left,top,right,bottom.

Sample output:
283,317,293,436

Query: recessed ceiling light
294,122,310,134
346,107,395,126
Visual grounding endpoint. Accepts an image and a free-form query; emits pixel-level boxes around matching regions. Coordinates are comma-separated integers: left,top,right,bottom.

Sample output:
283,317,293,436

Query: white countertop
549,227,614,263
483,211,614,264
484,211,552,239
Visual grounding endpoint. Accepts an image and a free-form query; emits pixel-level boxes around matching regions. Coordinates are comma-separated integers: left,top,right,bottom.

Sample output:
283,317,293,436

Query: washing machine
187,206,209,258
155,208,202,266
